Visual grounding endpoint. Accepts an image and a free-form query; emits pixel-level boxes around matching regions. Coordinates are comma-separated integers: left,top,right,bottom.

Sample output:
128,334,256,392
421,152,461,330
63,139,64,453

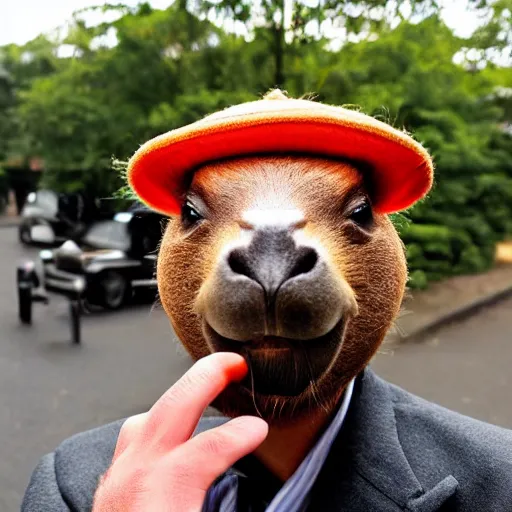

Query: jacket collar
323,366,459,511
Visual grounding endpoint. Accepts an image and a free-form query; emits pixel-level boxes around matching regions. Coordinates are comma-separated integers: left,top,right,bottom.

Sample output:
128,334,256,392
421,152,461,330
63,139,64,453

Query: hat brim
127,101,433,216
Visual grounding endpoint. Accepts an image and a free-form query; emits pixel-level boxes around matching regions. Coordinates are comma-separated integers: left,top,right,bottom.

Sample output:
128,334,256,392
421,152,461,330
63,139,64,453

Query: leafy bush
408,270,429,290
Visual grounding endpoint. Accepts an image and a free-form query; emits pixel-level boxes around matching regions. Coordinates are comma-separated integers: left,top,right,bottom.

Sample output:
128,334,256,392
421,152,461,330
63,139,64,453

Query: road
373,298,512,428
0,227,192,511
0,226,511,510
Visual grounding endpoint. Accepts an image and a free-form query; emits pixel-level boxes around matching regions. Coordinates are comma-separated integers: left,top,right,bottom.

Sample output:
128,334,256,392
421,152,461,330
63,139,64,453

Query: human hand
92,352,268,511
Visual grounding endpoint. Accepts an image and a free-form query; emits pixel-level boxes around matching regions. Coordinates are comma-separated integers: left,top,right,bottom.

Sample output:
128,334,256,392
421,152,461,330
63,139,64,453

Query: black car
17,207,167,343
18,189,114,246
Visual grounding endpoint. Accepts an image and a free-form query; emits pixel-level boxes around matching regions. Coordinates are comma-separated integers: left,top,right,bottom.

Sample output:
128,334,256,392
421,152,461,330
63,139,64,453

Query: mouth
203,320,346,397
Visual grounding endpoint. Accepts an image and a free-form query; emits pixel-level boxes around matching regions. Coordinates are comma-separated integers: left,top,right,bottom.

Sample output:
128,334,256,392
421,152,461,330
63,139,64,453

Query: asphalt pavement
0,226,511,511
373,298,512,429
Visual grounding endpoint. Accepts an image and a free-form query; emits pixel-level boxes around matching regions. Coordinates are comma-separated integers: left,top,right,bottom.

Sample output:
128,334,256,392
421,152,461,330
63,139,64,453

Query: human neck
253,405,334,482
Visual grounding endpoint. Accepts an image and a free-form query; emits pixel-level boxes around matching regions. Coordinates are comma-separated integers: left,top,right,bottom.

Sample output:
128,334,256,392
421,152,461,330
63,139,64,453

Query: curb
399,284,512,343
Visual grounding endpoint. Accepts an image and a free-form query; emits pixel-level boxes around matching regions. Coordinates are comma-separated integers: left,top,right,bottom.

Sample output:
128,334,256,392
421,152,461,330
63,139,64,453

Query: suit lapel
310,367,459,511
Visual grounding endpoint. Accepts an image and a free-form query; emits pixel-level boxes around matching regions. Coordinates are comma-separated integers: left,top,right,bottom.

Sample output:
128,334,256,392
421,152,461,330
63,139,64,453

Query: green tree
8,3,248,195
0,35,58,164
0,63,13,162
193,0,494,87
466,0,512,66
2,1,511,289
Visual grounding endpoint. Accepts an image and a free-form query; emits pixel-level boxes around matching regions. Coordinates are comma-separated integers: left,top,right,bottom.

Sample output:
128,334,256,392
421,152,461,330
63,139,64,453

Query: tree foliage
0,0,510,286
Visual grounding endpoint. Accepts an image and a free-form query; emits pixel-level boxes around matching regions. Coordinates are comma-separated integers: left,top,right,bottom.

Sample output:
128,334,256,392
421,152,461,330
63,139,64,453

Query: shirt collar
265,378,355,511
204,379,355,512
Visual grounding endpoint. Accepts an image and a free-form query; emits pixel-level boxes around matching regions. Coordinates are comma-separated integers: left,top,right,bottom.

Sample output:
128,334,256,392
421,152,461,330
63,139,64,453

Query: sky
0,0,487,47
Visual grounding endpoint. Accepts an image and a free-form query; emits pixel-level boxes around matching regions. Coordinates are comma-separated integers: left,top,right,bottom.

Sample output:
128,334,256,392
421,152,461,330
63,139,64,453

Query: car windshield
83,220,130,251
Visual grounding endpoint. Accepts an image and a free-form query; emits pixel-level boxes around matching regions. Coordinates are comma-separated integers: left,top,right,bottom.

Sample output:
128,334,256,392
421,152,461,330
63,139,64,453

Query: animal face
157,156,407,424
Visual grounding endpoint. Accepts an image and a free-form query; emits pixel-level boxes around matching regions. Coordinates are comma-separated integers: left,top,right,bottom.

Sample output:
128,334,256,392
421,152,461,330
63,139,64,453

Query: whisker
301,342,329,414
311,378,329,414
366,321,389,337
244,350,263,419
278,395,287,420
271,396,279,420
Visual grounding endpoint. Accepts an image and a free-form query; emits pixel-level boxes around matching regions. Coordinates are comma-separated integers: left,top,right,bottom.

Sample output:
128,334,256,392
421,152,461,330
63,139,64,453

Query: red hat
127,91,433,216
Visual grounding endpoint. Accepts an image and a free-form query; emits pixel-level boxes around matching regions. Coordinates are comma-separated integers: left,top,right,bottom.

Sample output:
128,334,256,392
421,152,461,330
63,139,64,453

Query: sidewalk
387,247,512,344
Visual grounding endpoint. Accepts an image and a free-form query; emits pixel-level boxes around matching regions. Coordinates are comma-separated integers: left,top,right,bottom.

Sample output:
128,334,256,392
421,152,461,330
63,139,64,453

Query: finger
113,413,147,461
168,416,268,491
144,352,247,447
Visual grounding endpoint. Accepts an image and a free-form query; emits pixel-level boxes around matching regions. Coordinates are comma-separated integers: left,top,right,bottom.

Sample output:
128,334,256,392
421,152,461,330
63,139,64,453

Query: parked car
18,189,114,246
16,206,167,343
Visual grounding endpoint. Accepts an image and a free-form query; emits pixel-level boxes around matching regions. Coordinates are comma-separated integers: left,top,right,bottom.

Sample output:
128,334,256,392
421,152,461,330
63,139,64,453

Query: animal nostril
227,250,256,280
289,249,318,279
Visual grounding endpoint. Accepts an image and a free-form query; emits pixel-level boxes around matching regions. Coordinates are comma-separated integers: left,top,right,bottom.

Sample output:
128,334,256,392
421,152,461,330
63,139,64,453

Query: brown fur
157,156,407,424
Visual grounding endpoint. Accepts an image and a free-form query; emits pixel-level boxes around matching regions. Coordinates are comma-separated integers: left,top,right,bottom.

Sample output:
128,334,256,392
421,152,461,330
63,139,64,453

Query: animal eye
181,201,203,229
349,201,373,229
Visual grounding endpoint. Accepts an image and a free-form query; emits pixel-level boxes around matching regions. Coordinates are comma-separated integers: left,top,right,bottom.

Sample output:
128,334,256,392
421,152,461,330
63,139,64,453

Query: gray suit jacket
22,368,512,511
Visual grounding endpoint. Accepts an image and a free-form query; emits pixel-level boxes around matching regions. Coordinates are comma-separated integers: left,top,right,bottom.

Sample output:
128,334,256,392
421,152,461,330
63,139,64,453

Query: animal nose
227,228,318,302
198,224,357,343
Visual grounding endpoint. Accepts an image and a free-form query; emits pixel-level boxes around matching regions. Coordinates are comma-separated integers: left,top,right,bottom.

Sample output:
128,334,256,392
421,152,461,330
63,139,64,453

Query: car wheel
18,287,32,324
99,271,129,310
69,300,81,344
19,225,32,245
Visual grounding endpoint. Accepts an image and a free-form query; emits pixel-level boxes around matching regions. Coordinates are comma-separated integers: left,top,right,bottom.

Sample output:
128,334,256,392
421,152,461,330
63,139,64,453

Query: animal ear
263,89,289,101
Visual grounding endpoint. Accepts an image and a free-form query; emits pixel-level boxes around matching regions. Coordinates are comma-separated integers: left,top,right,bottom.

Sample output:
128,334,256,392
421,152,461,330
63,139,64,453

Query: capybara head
157,154,407,425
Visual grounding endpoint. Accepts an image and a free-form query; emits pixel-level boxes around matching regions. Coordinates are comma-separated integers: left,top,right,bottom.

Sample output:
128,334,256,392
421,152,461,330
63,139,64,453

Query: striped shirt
203,379,355,512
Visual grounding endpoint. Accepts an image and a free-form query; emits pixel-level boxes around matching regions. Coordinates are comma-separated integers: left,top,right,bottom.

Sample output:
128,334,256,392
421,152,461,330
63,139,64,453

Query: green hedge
398,143,512,289
389,99,512,290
